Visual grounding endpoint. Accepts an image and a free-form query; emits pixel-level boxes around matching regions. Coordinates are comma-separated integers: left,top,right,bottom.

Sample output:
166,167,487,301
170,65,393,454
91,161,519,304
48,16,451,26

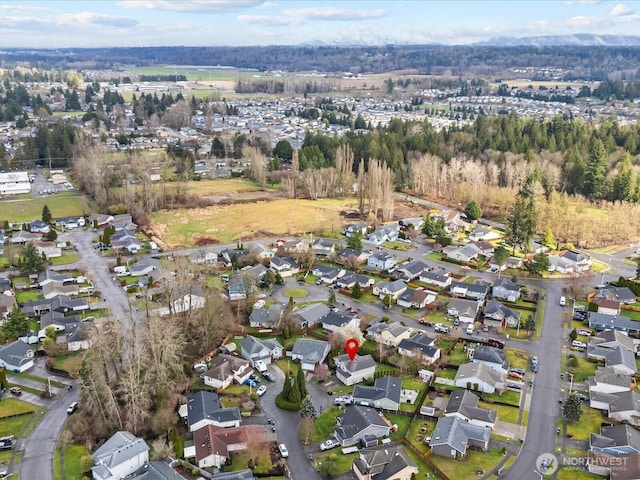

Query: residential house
30,220,50,234
444,390,497,429
562,250,592,271
0,276,12,294
312,239,335,257
471,346,510,375
311,264,344,284
397,333,441,365
0,294,16,321
492,278,521,302
366,321,412,348
589,367,633,396
591,330,636,353
343,223,368,238
464,282,491,302
393,260,429,281
352,444,418,480
38,311,82,339
188,425,257,469
62,322,96,352
54,216,85,230
587,450,640,480
110,214,137,232
588,312,640,336
468,225,501,242
483,301,521,329
454,362,505,394
372,280,407,300
249,304,284,329
290,338,330,371
0,340,34,372
587,345,636,376
91,431,149,480
419,270,451,289
41,281,79,300
250,243,275,260
334,353,377,386
37,270,73,288
34,241,62,259
203,354,253,390
470,240,495,258
548,250,592,273
590,389,640,426
240,335,283,367
337,248,370,265
0,232,4,255
590,424,640,455
334,405,392,447
211,469,257,480
367,251,397,272
447,298,480,324
596,286,637,305
227,264,267,301
293,303,330,328
353,376,401,411
128,460,187,480
269,256,299,278
506,256,524,269
22,295,89,317
431,210,467,233
129,258,162,277
185,391,242,432
189,248,219,265
337,272,375,290
10,231,40,244
166,287,205,315
430,416,491,459
442,243,481,263
591,297,621,316
110,231,142,254
87,213,114,227
396,288,435,309
366,224,400,246
320,311,360,332
399,217,425,229
219,248,249,268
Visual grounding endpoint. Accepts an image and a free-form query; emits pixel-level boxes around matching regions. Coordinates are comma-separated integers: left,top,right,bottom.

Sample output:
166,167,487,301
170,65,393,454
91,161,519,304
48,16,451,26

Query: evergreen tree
299,395,317,418
41,204,52,224
20,242,46,274
328,289,336,305
612,152,635,202
288,379,302,404
464,200,483,221
492,246,510,272
1,307,30,340
296,366,308,399
0,368,7,389
45,229,58,242
505,193,537,254
346,231,362,250
563,393,583,424
529,252,550,276
281,374,292,401
583,138,608,199
352,282,363,299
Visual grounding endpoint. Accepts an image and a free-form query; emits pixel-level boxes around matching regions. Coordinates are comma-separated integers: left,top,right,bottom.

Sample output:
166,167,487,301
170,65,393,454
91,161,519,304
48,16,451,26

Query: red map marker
345,338,359,361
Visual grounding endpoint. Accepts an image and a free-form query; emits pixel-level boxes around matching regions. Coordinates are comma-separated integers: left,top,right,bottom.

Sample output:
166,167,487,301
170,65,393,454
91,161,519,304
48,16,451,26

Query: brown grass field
151,197,359,247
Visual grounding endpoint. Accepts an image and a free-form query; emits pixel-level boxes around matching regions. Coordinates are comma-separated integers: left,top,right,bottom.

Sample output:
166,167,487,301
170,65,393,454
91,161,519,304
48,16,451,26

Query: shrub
568,357,579,368
275,392,301,411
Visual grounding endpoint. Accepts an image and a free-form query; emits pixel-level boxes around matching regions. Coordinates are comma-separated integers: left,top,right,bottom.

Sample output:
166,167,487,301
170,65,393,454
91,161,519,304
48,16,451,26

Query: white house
0,340,34,373
334,353,377,386
454,363,505,394
91,431,149,480
203,354,253,390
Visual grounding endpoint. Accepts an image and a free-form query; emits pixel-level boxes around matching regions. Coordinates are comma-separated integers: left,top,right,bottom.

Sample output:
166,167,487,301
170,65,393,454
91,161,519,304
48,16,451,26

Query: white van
255,360,267,373
466,323,474,335
560,296,566,306
572,340,587,349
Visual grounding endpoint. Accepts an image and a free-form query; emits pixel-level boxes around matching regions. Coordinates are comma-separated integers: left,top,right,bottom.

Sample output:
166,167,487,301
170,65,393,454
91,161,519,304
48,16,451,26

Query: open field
0,194,92,223
151,197,357,247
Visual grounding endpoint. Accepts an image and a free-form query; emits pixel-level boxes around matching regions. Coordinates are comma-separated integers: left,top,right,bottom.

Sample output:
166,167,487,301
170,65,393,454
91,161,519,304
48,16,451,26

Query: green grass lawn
481,390,521,407
385,413,411,441
314,451,359,474
445,342,468,365
436,368,457,380
16,289,41,304
1,195,92,223
0,413,35,437
52,351,86,377
0,398,38,417
504,348,530,370
478,401,519,424
399,377,427,413
406,419,436,454
283,288,308,299
312,406,342,441
556,467,601,479
64,444,91,479
431,448,505,479
568,356,598,382
49,251,80,266
565,407,602,441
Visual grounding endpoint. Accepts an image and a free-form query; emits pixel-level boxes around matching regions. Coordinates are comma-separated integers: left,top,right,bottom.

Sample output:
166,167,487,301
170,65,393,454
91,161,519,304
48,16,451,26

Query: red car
508,371,523,379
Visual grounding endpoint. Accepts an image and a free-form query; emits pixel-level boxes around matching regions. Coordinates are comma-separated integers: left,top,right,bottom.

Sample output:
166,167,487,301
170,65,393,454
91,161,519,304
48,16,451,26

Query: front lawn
568,356,598,383
0,413,35,437
481,390,521,407
0,398,38,417
431,448,505,479
312,407,342,441
52,350,86,377
478,401,519,424
282,288,308,299
64,444,91,479
556,467,602,479
49,252,80,266
565,407,602,441
436,368,457,380
504,348,530,371
314,451,359,474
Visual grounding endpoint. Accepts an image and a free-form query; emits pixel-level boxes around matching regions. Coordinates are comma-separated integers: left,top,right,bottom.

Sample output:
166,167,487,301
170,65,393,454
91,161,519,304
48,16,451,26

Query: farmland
0,194,92,224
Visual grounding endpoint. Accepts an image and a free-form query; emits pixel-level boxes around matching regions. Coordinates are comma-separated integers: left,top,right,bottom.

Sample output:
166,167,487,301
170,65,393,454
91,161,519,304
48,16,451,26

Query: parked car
9,387,21,396
256,385,267,396
418,317,433,326
334,395,353,405
578,329,592,336
507,383,522,391
510,368,526,376
574,393,589,402
250,374,261,383
434,324,449,334
508,371,523,379
453,318,460,327
482,324,489,332
320,439,340,451
263,372,276,382
571,340,587,349
244,379,257,388
67,402,79,415
278,443,289,458
266,418,273,424
0,436,12,451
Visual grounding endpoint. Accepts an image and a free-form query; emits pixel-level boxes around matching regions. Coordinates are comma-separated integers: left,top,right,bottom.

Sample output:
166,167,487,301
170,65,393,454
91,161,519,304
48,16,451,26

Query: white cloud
611,4,633,16
237,14,295,26
0,12,138,33
117,0,265,12
0,5,49,12
281,6,388,22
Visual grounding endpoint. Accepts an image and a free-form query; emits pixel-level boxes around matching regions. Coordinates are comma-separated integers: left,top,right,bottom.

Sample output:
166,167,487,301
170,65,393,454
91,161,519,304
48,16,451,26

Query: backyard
431,448,505,479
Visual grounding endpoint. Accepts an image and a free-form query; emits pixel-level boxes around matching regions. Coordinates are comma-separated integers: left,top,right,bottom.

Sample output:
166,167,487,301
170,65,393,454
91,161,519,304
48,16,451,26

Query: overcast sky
1,0,639,48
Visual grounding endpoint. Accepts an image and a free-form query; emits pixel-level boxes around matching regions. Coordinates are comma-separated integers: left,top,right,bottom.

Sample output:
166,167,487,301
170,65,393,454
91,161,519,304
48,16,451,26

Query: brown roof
589,451,640,480
593,297,621,310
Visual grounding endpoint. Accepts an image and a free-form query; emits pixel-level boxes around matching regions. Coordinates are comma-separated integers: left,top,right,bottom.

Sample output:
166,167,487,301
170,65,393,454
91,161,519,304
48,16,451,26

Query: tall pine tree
583,138,608,199
296,366,308,399
281,374,292,401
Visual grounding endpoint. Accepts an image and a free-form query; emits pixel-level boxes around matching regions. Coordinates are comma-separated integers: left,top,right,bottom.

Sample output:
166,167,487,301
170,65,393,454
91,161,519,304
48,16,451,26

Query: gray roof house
367,251,397,271
186,390,242,432
240,335,283,366
312,239,335,256
589,367,633,395
129,258,162,277
588,312,640,336
394,260,429,281
128,460,187,480
591,330,636,353
37,270,73,287
334,353,377,386
334,405,392,447
22,295,89,317
352,376,401,411
596,286,637,305
471,346,510,375
446,298,480,324
492,278,521,302
290,338,330,371
228,264,267,301
211,470,256,480
419,270,452,288
483,300,521,329
454,363,505,394
352,444,418,480
202,354,253,390
0,340,35,373
590,424,640,455
337,248,370,265
366,321,412,347
249,304,284,329
590,390,640,426
397,333,441,365
92,431,149,480
320,311,360,332
293,303,330,328
337,272,375,289
430,416,491,459
396,288,435,309
311,264,344,284
587,345,637,376
444,390,497,428
372,280,407,300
